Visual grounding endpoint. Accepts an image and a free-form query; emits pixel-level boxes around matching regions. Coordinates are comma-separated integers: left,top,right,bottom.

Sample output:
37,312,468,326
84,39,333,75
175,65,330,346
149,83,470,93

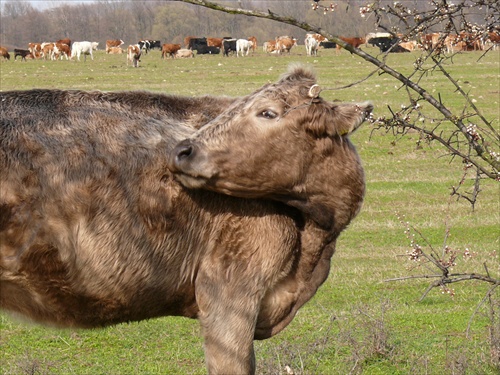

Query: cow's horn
308,84,321,98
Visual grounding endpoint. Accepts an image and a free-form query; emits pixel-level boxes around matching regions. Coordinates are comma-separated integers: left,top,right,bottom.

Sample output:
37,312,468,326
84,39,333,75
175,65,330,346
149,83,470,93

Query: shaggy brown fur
1,65,372,375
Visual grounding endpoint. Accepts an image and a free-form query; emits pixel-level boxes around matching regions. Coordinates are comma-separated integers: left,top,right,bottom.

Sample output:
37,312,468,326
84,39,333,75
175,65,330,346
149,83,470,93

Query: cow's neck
283,137,365,239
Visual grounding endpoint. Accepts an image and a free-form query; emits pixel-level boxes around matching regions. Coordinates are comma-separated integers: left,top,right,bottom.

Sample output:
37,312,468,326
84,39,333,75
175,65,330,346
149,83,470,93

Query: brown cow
28,42,41,55
0,46,10,60
106,39,124,53
207,37,223,48
263,40,277,53
0,66,372,374
54,42,71,60
107,46,123,54
336,36,366,52
161,43,181,59
56,38,71,48
275,36,297,54
41,42,55,60
248,36,257,52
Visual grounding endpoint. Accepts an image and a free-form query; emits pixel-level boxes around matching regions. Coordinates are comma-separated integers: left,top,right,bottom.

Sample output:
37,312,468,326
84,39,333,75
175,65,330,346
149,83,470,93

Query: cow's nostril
176,145,193,160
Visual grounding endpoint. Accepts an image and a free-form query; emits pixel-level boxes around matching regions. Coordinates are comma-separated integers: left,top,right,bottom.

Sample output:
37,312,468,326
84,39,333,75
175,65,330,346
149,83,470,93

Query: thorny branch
388,211,498,303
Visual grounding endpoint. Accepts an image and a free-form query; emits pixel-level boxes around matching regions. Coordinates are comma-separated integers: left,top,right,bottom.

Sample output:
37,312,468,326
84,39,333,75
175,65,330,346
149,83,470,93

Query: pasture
0,46,498,374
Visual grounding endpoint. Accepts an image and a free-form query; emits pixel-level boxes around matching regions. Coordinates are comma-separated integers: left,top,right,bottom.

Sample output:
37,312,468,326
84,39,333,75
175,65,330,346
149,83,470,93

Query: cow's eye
259,110,277,119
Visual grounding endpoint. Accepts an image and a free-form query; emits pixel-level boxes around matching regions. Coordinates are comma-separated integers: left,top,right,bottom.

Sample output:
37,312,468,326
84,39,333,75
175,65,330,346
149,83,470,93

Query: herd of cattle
0,30,498,64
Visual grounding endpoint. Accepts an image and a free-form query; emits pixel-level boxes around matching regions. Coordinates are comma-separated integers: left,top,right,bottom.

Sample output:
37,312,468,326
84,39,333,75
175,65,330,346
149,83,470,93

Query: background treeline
0,0,485,49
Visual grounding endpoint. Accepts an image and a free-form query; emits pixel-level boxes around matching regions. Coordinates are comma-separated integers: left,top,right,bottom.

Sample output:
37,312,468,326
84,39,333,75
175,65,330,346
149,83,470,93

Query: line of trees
0,0,469,49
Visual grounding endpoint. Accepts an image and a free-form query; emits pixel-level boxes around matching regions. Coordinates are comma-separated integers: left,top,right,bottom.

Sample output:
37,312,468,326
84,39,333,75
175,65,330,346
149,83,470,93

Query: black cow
14,48,32,61
368,37,409,53
195,45,220,55
319,41,336,49
149,40,161,50
138,40,150,53
188,37,207,51
222,39,237,57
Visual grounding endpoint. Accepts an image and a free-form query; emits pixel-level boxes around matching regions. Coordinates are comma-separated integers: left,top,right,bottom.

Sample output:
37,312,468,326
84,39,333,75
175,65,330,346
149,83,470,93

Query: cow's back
0,89,299,331
0,89,200,326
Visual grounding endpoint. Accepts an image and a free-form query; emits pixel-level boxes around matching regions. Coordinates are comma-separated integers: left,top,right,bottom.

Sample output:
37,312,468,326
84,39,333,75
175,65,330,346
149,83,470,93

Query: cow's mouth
172,172,209,189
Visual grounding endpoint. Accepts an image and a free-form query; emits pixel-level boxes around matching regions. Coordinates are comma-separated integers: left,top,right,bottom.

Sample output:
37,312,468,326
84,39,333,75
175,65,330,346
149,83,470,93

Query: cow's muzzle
168,140,213,189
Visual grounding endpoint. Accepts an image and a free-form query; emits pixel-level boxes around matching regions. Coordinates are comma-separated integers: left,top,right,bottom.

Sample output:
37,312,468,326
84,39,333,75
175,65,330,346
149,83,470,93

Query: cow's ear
305,102,373,137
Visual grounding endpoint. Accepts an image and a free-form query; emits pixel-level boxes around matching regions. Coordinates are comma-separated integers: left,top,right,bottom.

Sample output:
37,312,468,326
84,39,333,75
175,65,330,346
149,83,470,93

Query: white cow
71,41,94,61
305,35,320,56
236,39,253,57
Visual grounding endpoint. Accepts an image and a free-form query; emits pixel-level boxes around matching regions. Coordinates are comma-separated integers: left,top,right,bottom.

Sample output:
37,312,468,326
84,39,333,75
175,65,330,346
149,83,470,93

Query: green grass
0,47,499,374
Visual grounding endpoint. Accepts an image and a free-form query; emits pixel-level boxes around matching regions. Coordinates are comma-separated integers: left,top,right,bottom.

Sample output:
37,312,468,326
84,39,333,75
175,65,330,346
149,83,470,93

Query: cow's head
168,64,372,205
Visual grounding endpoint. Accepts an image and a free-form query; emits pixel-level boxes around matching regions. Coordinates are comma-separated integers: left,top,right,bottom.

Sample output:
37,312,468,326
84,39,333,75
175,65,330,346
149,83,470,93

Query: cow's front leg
195,263,263,375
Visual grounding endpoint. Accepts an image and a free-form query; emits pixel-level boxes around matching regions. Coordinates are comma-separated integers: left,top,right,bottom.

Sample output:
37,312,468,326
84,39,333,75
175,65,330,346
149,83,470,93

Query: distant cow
161,43,181,59
368,37,409,52
0,46,10,60
54,43,71,60
107,46,123,54
236,39,253,57
71,41,94,61
188,37,207,51
28,42,41,57
41,43,55,60
320,41,336,49
149,40,162,50
263,40,277,53
194,45,220,55
1,65,371,374
175,48,195,58
56,38,71,48
275,36,297,54
207,37,223,48
127,44,141,67
14,48,33,61
248,36,257,52
138,40,150,53
223,39,237,56
106,39,124,53
305,34,320,56
336,37,366,52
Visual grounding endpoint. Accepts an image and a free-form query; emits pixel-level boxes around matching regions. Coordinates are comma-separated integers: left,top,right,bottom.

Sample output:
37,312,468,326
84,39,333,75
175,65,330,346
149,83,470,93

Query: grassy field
0,46,498,375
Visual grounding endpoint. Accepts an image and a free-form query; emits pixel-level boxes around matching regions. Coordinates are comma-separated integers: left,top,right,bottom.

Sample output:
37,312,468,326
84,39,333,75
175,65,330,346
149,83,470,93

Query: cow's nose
172,140,196,171
176,144,193,162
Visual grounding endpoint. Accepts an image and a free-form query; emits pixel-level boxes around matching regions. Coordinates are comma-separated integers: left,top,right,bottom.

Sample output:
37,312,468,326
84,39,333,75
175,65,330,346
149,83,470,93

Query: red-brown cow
106,39,124,53
28,42,41,55
275,36,297,54
54,42,71,60
0,46,10,60
107,46,123,54
263,39,277,53
207,37,223,48
161,43,181,59
336,36,366,52
56,38,71,48
1,66,372,374
248,36,257,52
